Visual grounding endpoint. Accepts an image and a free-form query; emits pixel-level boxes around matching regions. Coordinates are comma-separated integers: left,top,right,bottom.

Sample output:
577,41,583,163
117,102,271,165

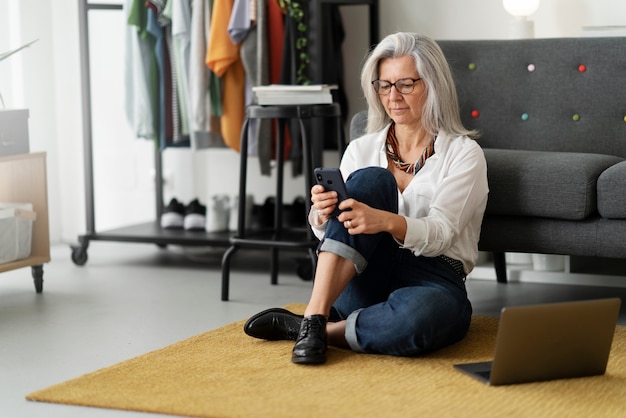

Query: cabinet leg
31,264,44,293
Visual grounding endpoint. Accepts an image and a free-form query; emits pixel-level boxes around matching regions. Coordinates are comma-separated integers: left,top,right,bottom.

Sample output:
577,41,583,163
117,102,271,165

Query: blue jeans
318,167,472,356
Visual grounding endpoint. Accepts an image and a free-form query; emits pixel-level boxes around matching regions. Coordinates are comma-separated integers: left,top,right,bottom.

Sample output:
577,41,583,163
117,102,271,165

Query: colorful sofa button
471,109,480,118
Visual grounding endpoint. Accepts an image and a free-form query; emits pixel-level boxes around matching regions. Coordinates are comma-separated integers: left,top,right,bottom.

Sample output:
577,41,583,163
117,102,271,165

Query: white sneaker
229,194,255,231
206,195,230,232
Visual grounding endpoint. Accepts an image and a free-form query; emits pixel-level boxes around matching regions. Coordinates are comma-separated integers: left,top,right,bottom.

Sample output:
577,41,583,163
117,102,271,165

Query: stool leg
299,117,318,280
299,117,313,215
275,121,285,238
270,248,279,285
221,117,250,301
236,118,251,238
270,118,287,285
221,245,239,301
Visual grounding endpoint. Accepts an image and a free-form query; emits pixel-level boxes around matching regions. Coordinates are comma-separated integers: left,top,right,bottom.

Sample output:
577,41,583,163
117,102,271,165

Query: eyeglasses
371,78,422,95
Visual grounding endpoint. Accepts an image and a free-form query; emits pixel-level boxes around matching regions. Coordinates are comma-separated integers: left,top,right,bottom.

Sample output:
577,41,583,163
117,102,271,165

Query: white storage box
0,109,30,157
0,202,37,264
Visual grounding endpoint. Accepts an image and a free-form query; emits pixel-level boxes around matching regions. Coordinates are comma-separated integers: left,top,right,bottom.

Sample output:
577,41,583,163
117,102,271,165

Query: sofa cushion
598,161,626,219
483,149,622,220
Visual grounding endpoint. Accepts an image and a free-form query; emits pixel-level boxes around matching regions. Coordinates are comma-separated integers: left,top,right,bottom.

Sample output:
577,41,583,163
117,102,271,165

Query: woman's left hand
337,199,395,235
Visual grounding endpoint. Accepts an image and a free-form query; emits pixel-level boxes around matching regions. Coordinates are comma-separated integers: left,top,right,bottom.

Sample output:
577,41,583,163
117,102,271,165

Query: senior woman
244,32,489,365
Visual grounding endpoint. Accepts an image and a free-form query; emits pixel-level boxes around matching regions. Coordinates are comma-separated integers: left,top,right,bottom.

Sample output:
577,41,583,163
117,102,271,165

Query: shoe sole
161,213,184,229
291,354,327,365
184,214,206,230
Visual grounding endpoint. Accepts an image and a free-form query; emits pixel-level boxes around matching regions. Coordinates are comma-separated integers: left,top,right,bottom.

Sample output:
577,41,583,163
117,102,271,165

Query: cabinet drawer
0,109,30,157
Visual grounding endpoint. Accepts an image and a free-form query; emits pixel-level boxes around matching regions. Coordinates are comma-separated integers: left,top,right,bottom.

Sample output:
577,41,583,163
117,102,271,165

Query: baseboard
469,262,626,288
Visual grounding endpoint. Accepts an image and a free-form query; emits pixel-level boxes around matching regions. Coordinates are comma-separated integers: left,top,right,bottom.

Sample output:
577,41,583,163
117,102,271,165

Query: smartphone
314,167,349,217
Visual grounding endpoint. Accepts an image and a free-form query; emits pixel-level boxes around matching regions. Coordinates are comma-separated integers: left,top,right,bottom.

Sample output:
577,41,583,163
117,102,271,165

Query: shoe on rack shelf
258,196,276,229
161,198,185,229
284,195,307,228
184,198,207,231
206,194,230,232
229,194,254,231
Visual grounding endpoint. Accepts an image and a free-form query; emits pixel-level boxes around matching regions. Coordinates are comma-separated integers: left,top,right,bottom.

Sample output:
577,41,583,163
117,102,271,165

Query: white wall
1,0,65,244
1,0,624,244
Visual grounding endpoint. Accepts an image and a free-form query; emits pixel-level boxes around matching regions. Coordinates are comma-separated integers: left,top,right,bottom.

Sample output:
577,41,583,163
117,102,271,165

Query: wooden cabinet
0,152,50,292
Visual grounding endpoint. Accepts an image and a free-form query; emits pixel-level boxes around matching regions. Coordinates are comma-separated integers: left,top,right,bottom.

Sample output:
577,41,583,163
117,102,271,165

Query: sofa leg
493,252,508,283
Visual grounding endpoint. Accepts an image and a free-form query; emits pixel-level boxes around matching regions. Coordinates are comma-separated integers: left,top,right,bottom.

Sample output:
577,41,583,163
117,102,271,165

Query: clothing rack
72,0,234,266
70,0,379,276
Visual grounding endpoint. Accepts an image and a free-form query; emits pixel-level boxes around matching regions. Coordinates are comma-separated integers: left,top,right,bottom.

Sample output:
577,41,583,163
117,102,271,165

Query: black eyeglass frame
371,78,422,95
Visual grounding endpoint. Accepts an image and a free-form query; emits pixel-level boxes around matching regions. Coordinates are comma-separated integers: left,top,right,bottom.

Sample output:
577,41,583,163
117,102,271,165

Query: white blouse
310,124,489,274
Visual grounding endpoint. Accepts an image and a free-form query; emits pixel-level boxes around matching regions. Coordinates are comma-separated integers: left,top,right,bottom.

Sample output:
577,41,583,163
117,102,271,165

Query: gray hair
360,32,479,138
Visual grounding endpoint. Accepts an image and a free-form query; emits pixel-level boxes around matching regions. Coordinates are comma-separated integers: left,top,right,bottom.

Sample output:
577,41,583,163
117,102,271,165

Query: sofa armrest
598,160,626,219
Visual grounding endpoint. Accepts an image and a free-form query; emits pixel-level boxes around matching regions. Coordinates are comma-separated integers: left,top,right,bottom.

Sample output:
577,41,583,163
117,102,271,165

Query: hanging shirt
264,1,292,169
228,0,251,44
189,0,211,148
125,0,156,140
206,0,245,152
228,0,255,156
146,2,168,149
252,0,273,175
167,0,192,138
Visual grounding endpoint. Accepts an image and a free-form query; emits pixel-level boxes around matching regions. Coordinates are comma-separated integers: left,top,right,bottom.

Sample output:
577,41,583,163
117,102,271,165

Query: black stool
220,103,345,301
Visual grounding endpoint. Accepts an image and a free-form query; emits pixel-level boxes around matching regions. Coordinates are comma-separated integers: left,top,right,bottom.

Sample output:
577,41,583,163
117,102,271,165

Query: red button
578,64,587,73
471,109,480,118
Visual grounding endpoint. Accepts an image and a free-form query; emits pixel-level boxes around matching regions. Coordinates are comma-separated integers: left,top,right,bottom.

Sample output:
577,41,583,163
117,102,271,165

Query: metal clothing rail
72,0,233,266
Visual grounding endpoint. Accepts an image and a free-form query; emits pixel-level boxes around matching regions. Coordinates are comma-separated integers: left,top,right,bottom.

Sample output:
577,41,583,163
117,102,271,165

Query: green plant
278,0,310,85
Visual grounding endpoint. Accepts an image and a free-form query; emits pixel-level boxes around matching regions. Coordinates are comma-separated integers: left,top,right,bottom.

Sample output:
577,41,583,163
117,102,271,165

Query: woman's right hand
310,184,338,223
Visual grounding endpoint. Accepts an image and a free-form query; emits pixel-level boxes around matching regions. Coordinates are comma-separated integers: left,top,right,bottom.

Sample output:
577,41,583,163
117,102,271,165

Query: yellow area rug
27,304,626,417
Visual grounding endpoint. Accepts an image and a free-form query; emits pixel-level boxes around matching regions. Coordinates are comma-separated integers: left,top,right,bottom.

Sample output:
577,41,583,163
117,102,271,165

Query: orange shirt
206,0,245,151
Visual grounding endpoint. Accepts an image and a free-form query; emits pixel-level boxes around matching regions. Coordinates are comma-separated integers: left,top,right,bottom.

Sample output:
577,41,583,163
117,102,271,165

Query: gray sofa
350,37,626,283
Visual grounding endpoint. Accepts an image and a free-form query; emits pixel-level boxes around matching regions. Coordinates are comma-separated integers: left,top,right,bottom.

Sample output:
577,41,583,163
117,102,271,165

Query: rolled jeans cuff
345,308,366,353
319,238,368,274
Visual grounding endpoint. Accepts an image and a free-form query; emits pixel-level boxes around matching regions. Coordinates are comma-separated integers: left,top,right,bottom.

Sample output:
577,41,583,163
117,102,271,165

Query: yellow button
572,114,581,122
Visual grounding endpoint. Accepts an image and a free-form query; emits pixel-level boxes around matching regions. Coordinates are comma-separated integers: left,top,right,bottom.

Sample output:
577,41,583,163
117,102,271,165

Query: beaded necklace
386,122,436,176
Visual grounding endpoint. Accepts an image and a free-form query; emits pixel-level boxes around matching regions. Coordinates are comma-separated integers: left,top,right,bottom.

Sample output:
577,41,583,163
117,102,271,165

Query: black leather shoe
292,315,328,365
244,308,303,341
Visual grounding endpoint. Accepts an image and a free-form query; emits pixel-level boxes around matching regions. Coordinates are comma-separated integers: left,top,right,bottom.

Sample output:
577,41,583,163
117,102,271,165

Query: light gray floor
2,242,626,418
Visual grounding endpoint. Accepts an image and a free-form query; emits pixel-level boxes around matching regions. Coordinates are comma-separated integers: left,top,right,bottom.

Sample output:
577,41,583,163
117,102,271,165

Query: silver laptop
454,298,621,386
